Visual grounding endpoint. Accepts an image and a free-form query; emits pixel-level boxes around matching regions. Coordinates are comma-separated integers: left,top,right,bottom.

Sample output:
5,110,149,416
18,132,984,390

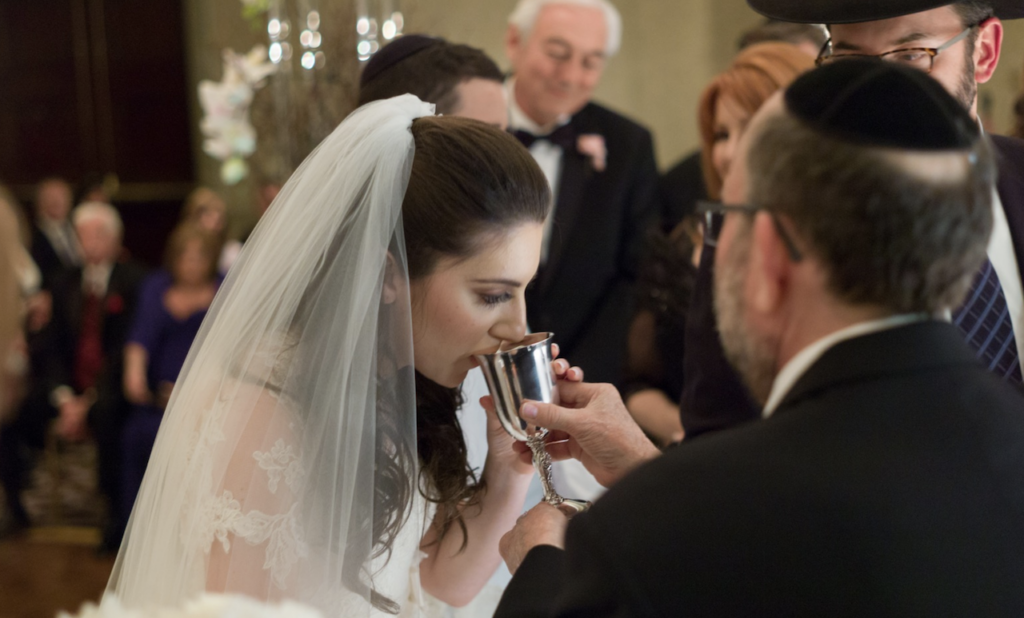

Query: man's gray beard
713,239,778,406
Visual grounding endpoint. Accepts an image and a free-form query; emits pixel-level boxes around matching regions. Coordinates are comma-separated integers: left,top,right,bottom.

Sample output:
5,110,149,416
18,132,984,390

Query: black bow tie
512,122,576,150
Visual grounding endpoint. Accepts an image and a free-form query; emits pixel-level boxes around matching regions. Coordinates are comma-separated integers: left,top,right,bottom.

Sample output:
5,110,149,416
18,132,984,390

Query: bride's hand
550,344,584,384
481,395,535,476
552,358,584,383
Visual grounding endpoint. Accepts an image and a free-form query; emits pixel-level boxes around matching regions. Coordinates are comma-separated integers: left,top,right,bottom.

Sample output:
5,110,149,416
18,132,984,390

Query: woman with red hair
625,42,814,447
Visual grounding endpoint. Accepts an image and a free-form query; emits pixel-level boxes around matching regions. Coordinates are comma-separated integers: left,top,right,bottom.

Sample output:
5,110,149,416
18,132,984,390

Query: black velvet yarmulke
360,35,442,87
784,59,979,150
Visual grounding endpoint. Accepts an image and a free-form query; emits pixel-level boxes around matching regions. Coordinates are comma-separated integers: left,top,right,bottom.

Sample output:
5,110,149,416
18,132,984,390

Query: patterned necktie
74,291,104,392
953,259,1021,383
512,122,576,151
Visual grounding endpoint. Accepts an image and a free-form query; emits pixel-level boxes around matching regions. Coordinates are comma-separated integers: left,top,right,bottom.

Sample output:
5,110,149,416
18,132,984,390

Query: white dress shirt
763,314,932,417
506,79,570,265
82,262,112,297
38,218,81,267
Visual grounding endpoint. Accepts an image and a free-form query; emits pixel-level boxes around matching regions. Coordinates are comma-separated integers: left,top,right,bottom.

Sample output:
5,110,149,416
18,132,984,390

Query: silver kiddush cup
475,333,591,515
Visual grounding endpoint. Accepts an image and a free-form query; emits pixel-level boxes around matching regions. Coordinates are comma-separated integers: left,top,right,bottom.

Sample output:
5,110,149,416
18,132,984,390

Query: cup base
553,498,591,516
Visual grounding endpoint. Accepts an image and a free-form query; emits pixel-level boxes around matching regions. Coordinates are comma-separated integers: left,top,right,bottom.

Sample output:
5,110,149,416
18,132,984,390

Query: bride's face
411,222,544,388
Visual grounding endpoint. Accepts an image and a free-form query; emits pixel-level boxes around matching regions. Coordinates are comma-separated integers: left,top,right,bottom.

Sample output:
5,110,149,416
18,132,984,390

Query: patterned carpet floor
1,437,114,618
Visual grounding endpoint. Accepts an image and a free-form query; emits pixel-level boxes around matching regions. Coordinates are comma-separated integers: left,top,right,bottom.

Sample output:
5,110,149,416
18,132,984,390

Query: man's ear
749,213,790,315
974,17,1003,84
505,24,522,66
382,252,399,305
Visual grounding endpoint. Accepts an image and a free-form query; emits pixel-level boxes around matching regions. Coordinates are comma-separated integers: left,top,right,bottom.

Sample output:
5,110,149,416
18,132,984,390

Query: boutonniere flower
105,294,124,315
577,134,607,172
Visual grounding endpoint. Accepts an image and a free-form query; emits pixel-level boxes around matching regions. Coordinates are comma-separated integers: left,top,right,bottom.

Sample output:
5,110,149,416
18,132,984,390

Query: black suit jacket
679,134,1024,439
526,102,659,387
30,222,76,288
46,260,147,410
497,321,1024,617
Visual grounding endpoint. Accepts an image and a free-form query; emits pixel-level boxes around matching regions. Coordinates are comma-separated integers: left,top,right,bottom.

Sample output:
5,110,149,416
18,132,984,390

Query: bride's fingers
551,343,560,360
479,395,495,412
565,366,584,382
552,359,570,378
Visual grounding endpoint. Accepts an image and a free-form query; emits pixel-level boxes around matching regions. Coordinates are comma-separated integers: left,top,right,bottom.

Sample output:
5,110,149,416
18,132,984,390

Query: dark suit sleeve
45,271,77,394
496,521,641,618
494,545,566,618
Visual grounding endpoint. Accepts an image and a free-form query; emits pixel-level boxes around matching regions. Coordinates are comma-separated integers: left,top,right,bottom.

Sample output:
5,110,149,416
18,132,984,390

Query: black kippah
785,59,979,150
360,35,442,87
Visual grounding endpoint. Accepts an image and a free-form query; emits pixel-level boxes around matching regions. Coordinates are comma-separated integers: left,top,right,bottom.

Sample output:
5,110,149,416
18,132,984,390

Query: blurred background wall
184,0,1024,182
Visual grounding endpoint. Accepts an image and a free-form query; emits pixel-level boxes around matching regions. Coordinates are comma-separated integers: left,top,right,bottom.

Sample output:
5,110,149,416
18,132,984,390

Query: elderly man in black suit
505,0,659,390
25,203,143,547
30,178,81,287
681,0,1024,439
504,0,659,503
493,61,1024,617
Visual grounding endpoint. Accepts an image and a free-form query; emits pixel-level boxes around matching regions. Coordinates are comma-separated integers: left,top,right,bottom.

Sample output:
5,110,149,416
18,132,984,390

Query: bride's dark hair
402,116,549,549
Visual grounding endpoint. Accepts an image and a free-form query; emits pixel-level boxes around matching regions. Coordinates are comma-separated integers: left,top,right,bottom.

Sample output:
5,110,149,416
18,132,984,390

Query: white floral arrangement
59,593,324,618
198,45,277,185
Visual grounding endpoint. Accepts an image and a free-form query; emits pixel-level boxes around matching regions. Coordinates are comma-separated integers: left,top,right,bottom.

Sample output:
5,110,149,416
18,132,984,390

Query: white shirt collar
38,217,71,240
83,262,113,296
505,77,570,135
762,313,932,417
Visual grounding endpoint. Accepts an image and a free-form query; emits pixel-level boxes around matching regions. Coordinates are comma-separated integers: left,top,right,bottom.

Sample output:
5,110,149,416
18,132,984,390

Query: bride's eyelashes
479,291,514,307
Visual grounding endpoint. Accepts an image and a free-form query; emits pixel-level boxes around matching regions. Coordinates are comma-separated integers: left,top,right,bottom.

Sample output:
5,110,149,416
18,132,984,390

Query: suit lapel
539,106,599,295
540,147,591,294
776,321,980,413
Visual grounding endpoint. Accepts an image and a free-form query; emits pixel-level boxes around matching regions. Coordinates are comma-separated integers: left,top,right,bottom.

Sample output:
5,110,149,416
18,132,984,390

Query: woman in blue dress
120,223,222,526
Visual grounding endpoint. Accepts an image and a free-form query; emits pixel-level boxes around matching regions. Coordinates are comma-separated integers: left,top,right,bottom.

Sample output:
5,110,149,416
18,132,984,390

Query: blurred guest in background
46,202,146,551
625,42,812,446
359,34,507,128
737,18,827,57
120,223,221,530
30,178,81,288
697,43,815,203
76,172,114,207
505,0,658,387
505,0,659,503
180,187,238,276
660,20,823,235
0,192,28,428
254,180,281,220
0,189,41,535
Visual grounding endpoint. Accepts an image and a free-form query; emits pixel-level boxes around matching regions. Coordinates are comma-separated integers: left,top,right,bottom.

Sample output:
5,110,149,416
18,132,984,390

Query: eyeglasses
696,200,803,262
816,26,975,74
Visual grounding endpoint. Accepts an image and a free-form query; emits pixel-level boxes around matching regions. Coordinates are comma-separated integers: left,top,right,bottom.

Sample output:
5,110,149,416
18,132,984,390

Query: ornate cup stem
528,432,563,506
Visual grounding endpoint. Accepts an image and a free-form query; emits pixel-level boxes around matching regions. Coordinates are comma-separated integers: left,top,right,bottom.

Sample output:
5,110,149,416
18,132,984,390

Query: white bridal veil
109,95,435,615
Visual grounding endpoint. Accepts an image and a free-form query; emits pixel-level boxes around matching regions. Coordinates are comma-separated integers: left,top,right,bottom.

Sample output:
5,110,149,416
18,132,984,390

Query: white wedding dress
107,96,456,617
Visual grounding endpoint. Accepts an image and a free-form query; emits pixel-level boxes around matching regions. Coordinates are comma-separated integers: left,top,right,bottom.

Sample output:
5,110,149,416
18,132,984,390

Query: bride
107,95,561,615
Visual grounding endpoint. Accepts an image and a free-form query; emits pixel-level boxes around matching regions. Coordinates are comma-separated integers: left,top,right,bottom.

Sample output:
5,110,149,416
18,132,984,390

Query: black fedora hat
747,0,1024,24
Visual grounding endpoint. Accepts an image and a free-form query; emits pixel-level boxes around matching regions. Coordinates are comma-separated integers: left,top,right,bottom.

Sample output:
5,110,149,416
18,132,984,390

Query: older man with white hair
505,0,659,501
506,0,658,384
48,202,145,551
